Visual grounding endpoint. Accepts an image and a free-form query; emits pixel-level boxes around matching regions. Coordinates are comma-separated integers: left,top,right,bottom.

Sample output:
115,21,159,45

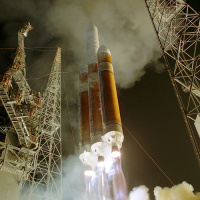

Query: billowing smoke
1,0,163,88
62,155,85,200
129,185,150,200
46,0,163,89
154,182,200,200
128,182,200,200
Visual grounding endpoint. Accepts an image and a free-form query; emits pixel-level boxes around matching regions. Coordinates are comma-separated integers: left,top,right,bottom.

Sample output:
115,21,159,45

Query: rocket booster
97,45,124,151
79,65,90,152
79,25,126,200
79,25,124,168
87,24,103,144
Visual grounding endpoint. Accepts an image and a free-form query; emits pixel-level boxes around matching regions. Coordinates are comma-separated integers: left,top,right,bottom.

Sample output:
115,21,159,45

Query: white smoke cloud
62,155,85,200
128,182,200,200
46,0,162,89
129,185,150,200
154,182,200,200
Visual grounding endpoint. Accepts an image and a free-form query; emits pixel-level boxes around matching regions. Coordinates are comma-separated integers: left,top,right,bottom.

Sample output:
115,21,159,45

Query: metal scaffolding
145,0,200,165
0,23,40,191
29,47,62,200
0,23,62,200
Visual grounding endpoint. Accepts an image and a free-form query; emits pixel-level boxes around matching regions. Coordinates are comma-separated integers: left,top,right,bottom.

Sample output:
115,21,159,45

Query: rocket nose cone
87,23,97,32
97,45,111,55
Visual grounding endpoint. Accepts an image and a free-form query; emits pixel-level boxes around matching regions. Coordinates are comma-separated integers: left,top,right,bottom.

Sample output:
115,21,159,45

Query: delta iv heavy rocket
79,24,124,172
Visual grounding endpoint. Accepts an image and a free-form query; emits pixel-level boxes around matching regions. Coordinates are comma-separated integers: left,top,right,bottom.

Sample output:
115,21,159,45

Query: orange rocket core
79,71,90,146
88,63,103,142
80,72,88,82
100,71,121,125
98,51,122,130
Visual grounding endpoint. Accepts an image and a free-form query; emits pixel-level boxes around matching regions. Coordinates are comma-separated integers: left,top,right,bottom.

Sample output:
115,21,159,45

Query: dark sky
0,0,199,199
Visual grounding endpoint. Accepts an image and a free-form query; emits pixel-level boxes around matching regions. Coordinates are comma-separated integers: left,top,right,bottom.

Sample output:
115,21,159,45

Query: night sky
0,0,200,199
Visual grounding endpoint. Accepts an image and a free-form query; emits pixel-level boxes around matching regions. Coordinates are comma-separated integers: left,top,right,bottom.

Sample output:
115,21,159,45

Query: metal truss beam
29,47,62,200
145,0,200,166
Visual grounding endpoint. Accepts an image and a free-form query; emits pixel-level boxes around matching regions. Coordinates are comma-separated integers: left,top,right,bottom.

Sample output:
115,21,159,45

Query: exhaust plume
129,185,150,200
154,182,200,200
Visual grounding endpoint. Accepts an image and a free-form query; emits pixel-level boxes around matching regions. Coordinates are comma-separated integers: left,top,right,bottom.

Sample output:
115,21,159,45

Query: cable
27,72,73,80
25,47,57,49
122,124,175,186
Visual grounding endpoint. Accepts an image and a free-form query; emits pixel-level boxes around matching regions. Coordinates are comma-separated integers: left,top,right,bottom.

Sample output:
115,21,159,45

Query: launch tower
0,24,62,200
0,23,41,200
28,48,62,200
145,0,200,165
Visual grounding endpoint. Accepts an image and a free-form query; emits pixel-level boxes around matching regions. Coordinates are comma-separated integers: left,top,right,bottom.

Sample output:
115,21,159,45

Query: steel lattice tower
29,47,62,200
0,23,45,200
145,0,200,165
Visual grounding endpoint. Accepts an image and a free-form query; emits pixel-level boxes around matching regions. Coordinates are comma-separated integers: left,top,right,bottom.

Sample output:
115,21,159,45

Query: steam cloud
154,182,200,200
46,0,163,88
128,182,200,200
129,185,150,200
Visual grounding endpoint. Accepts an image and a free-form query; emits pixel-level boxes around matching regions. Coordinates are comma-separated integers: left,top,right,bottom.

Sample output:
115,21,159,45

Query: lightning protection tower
145,0,200,165
28,47,62,200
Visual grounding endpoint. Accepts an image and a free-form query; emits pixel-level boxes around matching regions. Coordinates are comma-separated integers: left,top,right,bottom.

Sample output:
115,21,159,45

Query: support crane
145,0,200,166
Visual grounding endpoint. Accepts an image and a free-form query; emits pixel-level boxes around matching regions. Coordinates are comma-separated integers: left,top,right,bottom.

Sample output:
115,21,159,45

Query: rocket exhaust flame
97,161,105,168
84,170,94,177
112,158,128,200
111,146,121,158
111,151,121,158
84,156,128,200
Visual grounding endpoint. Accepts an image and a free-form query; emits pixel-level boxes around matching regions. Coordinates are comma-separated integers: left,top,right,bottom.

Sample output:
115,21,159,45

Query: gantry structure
145,0,200,165
28,47,62,200
0,23,40,190
0,23,62,200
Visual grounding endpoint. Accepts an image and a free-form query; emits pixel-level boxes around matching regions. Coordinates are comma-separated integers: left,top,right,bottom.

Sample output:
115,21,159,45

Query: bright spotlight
111,146,120,158
84,170,94,176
